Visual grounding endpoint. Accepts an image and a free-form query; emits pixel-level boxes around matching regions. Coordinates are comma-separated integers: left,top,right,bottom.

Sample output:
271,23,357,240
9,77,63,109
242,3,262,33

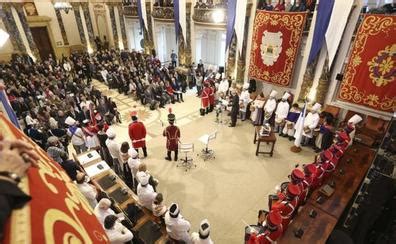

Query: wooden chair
323,104,341,120
356,115,389,147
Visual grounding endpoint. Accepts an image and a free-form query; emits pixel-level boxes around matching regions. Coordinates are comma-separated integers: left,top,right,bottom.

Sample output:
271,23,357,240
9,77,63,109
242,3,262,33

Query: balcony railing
152,6,174,20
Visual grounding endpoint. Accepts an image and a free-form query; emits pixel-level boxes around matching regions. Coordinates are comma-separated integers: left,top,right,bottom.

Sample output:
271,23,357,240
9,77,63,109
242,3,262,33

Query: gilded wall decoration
315,59,330,105
143,3,155,54
298,62,315,102
123,6,139,17
108,4,119,48
226,33,237,78
152,6,174,20
192,7,227,25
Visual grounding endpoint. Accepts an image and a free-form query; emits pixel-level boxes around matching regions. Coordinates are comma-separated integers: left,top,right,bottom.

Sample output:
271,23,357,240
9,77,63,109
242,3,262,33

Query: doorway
30,26,55,60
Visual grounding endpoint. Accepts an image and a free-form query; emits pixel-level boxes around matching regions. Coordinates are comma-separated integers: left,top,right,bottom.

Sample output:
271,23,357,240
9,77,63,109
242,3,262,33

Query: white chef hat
311,103,322,112
128,148,138,158
65,116,76,126
199,219,211,238
138,173,149,186
215,73,221,79
221,73,226,79
348,114,363,125
169,203,180,218
282,92,290,100
98,198,112,209
106,128,116,139
243,83,249,89
269,90,278,98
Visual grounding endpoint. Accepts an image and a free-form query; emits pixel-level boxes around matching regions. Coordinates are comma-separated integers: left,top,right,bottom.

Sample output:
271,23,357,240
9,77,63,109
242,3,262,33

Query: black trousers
230,111,238,126
167,150,178,161
136,147,148,157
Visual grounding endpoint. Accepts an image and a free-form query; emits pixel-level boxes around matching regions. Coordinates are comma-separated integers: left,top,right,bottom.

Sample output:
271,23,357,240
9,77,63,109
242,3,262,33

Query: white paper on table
84,161,111,178
77,150,101,166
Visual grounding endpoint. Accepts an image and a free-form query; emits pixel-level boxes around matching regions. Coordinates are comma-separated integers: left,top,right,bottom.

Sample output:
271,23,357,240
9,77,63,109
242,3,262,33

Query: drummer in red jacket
128,111,147,157
201,82,211,114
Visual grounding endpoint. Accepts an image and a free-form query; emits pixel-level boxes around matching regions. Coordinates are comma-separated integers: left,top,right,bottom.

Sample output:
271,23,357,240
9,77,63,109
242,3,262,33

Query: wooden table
278,144,375,243
76,151,168,244
253,127,277,157
278,203,337,244
308,144,375,219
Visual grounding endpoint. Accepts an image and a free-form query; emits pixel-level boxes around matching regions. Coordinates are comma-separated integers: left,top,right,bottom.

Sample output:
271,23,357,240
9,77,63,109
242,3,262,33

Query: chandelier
54,1,73,14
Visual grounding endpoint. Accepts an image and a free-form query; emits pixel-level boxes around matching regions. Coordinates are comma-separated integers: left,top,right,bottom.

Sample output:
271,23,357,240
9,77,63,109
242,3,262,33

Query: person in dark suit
229,89,240,127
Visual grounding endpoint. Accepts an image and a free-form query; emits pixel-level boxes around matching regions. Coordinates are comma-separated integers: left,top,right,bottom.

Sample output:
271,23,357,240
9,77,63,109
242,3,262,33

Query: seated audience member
136,163,158,191
152,193,167,224
46,136,68,164
61,159,81,181
137,173,157,210
281,103,301,139
191,219,214,244
94,198,124,224
314,115,334,152
165,203,192,244
75,172,98,208
103,215,134,244
248,211,283,244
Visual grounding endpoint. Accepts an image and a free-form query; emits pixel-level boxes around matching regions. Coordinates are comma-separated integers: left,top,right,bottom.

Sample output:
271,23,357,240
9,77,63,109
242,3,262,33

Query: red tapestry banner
338,14,396,113
249,10,307,87
0,114,108,243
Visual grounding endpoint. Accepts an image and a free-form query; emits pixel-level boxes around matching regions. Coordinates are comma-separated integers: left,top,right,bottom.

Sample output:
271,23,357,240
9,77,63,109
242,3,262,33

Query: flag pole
290,98,308,153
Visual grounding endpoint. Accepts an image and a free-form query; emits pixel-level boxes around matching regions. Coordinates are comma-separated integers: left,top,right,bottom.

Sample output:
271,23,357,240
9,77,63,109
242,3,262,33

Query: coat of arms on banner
260,31,283,66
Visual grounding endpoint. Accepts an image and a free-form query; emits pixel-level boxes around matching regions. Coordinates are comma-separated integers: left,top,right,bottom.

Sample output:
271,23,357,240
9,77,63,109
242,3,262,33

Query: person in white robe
94,198,124,224
137,173,157,210
165,203,192,244
301,103,321,146
191,219,214,244
345,114,363,147
263,90,278,124
274,92,290,133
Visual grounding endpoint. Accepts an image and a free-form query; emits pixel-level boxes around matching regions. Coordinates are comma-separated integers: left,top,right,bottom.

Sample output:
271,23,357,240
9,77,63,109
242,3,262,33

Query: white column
104,4,115,47
79,5,92,53
88,2,99,38
11,6,34,60
114,6,124,49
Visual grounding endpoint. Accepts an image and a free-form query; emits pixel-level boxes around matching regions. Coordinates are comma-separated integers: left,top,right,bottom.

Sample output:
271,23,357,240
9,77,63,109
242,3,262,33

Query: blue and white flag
137,0,147,31
226,0,237,51
293,101,307,148
0,89,20,129
173,0,186,43
307,0,334,64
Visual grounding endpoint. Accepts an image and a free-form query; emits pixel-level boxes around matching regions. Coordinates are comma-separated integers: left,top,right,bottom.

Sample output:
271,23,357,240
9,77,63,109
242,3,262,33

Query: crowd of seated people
257,0,316,12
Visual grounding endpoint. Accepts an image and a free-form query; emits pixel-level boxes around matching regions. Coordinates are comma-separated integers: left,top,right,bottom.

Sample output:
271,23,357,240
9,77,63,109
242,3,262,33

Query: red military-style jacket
209,86,215,105
128,121,147,148
201,87,211,108
248,225,284,244
271,198,299,230
163,124,180,151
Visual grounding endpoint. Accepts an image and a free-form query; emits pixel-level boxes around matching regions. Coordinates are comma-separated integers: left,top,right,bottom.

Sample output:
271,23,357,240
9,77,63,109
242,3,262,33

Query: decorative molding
123,6,138,17
143,3,154,54
192,7,227,26
315,63,330,105
152,6,174,20
298,62,315,102
226,33,237,78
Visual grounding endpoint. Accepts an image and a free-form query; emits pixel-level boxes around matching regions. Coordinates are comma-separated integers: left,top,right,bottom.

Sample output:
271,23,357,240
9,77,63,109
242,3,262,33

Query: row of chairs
177,131,218,171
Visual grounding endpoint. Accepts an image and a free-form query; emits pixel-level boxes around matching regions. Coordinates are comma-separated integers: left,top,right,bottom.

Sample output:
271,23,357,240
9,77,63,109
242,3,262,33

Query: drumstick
241,219,254,232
